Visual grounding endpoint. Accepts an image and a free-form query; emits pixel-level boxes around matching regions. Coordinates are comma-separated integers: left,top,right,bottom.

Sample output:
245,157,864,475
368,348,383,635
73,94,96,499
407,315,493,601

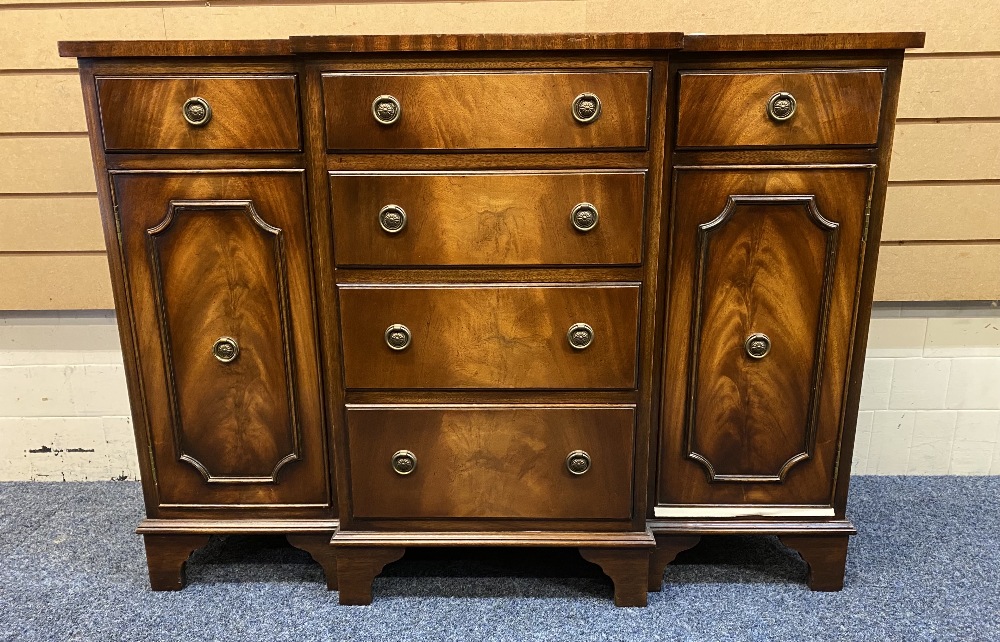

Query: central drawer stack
319,62,663,589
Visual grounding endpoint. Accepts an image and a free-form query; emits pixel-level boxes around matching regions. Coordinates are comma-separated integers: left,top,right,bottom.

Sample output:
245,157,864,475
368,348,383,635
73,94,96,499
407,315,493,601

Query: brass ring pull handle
566,450,592,475
767,91,797,122
182,97,212,126
571,203,599,232
212,336,239,363
572,92,602,124
567,323,594,350
372,95,402,125
745,333,771,359
391,450,417,475
378,204,407,233
385,324,412,351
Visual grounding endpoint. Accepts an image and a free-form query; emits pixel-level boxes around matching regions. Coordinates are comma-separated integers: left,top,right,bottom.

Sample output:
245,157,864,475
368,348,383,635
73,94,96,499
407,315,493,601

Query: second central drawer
339,284,641,389
331,171,646,267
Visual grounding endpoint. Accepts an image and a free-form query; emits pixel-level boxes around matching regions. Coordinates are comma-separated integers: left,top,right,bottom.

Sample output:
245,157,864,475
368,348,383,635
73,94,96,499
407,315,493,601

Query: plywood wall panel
160,2,587,40
0,73,86,133
0,8,165,70
890,123,1000,182
899,57,1000,119
0,196,103,251
0,253,112,309
875,244,1000,301
0,137,96,194
883,184,1000,242
583,0,1000,54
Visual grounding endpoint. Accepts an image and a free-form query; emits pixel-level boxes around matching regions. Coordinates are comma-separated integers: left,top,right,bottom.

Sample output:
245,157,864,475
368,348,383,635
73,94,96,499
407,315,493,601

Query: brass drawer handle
572,92,602,124
385,324,412,351
392,450,417,475
567,323,594,350
211,336,239,363
571,202,599,232
566,450,591,475
745,333,771,359
767,91,797,122
378,204,407,233
372,94,401,125
182,97,212,126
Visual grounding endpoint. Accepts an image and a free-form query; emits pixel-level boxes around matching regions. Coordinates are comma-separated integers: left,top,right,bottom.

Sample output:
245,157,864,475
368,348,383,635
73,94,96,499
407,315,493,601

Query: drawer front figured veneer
97,75,302,151
322,71,651,150
347,405,636,519
330,171,646,266
338,284,641,389
675,70,885,148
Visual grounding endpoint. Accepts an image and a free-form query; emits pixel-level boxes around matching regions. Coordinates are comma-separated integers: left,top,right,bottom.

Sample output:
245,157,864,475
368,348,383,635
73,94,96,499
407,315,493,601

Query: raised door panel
658,167,871,509
111,171,327,507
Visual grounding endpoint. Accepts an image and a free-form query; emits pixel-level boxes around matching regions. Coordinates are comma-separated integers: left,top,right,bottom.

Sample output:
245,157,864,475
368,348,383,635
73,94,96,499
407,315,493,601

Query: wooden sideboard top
58,32,924,59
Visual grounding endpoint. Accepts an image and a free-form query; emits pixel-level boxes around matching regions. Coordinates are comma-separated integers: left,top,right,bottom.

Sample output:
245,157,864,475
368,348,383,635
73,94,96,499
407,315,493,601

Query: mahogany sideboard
60,31,924,606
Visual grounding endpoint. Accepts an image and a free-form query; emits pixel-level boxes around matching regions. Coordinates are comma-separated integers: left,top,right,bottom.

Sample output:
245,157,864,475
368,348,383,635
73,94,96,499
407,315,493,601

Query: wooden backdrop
1,0,997,309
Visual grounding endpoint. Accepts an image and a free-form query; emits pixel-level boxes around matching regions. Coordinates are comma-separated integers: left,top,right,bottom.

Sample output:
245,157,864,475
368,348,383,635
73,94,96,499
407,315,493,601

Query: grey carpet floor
1,476,998,641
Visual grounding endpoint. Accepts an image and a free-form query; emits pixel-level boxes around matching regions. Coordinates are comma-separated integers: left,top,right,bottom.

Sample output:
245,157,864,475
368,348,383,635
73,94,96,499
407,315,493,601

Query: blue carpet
0,476,998,641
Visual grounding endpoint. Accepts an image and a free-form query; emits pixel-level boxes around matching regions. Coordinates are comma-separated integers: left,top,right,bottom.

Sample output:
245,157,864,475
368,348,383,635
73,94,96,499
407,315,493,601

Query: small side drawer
347,405,636,520
96,75,301,151
322,70,650,151
338,284,640,390
330,171,646,267
676,69,885,148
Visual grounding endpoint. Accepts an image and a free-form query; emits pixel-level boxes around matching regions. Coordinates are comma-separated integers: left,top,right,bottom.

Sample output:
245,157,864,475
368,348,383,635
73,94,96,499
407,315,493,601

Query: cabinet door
111,171,327,507
657,167,872,510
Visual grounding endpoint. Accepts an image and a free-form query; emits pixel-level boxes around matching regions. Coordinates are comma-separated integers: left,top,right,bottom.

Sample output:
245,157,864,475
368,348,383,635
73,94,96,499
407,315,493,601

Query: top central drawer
322,70,651,151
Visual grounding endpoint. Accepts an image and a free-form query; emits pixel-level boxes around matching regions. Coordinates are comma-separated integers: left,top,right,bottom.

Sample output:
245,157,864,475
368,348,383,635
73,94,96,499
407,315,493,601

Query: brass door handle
571,203,599,232
379,204,407,233
385,324,412,350
391,450,417,475
566,450,591,475
572,92,602,124
567,323,594,350
211,336,239,363
182,97,212,126
767,91,797,122
745,333,771,359
372,95,401,125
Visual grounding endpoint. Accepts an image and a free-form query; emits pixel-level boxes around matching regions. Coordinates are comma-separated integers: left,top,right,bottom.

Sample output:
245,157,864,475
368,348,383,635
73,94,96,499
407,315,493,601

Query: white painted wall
1,303,998,481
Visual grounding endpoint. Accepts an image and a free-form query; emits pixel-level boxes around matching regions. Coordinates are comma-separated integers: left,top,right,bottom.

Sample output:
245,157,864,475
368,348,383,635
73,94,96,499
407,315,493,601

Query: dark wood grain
330,171,646,266
111,171,326,507
322,71,650,151
142,534,211,591
334,547,406,606
97,76,301,151
338,284,641,389
579,548,651,607
680,32,925,52
293,32,683,53
648,535,701,591
346,405,635,519
658,167,870,506
676,70,884,148
60,39,292,58
778,534,851,591
286,534,339,590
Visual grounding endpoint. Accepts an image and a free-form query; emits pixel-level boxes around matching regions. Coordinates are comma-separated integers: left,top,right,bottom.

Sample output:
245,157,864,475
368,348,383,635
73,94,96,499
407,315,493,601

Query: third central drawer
339,284,641,389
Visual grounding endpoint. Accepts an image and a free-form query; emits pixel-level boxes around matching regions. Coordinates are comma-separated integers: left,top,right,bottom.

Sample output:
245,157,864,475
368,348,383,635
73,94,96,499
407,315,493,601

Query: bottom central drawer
347,405,635,520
